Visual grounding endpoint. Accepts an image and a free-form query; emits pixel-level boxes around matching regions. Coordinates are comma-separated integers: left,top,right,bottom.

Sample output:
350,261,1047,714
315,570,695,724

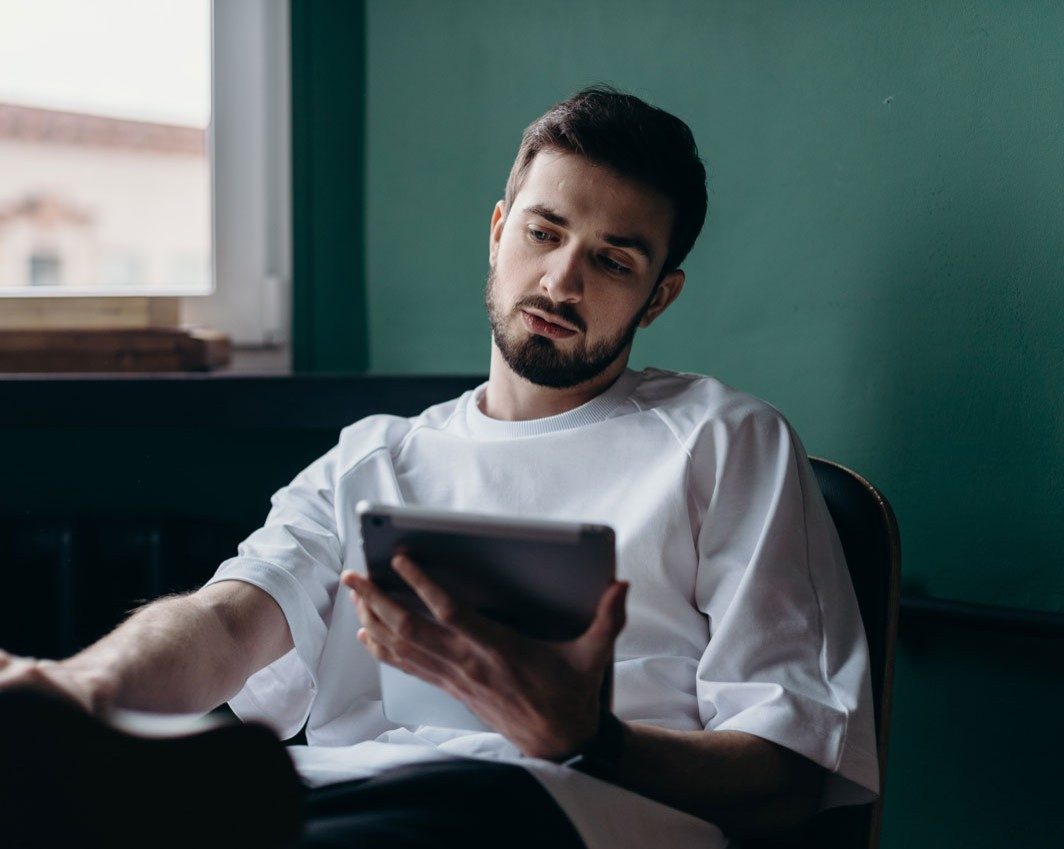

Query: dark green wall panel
1,427,335,529
884,625,1064,847
292,0,369,372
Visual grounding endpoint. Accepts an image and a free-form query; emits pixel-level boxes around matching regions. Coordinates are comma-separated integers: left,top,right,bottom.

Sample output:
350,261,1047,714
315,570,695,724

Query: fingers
356,624,454,689
609,580,630,633
0,653,34,685
575,580,629,662
0,655,93,713
341,560,510,701
343,569,428,636
348,583,466,696
342,567,467,665
390,555,489,639
595,580,630,636
343,558,489,641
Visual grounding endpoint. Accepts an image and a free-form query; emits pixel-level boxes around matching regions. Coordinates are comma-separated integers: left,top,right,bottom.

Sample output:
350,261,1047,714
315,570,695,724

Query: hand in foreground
340,555,628,761
0,649,104,715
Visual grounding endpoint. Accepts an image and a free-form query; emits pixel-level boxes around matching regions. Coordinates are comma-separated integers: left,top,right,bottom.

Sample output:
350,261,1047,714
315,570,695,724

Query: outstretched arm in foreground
0,580,293,718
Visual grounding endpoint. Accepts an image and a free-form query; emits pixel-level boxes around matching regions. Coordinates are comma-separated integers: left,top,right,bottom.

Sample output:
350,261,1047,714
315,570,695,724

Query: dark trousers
296,759,587,848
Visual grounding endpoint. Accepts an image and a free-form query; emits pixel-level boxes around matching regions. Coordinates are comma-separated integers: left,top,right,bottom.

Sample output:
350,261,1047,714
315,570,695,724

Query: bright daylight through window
0,0,212,296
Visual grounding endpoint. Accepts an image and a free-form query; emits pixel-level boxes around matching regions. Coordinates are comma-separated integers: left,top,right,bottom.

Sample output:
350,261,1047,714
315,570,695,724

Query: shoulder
631,367,790,448
332,392,469,473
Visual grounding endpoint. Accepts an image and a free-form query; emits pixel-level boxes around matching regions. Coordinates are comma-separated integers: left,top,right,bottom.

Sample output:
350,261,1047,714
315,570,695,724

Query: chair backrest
805,458,901,849
747,459,900,849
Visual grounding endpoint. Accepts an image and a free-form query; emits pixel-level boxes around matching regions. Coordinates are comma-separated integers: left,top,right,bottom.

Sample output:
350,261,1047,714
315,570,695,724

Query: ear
638,269,685,328
489,200,507,264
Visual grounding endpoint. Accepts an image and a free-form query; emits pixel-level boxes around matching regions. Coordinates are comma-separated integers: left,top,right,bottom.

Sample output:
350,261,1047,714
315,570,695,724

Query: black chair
751,458,901,849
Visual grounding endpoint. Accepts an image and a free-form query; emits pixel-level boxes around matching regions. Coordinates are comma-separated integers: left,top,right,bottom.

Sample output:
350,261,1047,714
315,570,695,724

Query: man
0,87,879,849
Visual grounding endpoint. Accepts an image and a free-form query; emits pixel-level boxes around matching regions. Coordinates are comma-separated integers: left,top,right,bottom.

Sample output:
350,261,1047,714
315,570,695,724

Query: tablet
357,501,616,731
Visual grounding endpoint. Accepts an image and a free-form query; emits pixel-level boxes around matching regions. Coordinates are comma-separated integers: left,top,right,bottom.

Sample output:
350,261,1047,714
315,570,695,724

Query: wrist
562,707,627,784
54,657,121,717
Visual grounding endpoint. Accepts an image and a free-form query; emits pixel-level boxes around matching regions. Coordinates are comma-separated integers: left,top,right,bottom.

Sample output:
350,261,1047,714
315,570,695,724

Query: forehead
512,150,673,254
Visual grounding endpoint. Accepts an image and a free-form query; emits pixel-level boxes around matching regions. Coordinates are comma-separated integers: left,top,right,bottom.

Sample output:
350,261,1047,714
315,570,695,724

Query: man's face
485,150,682,389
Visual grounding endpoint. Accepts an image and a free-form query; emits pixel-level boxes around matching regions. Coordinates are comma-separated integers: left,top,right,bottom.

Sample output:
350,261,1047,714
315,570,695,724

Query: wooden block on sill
0,297,180,330
0,327,231,372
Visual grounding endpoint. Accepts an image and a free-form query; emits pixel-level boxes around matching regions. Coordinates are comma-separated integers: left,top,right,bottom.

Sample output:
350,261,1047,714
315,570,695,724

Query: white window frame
0,0,291,349
184,0,291,347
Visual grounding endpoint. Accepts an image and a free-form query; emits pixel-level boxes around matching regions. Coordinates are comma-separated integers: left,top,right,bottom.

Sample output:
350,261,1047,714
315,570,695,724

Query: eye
600,255,632,275
528,227,555,243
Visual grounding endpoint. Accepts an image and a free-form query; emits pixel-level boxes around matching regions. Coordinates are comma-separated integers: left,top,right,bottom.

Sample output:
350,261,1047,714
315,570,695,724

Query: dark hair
504,85,708,274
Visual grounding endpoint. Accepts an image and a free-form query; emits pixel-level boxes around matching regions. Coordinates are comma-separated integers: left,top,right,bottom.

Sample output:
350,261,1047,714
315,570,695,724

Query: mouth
520,309,579,339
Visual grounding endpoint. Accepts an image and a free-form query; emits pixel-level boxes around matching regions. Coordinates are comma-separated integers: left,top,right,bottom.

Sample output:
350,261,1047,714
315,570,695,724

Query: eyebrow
523,204,656,265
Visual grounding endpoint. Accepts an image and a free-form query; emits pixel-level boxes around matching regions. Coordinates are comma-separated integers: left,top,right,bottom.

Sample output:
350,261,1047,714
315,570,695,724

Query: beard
484,264,651,389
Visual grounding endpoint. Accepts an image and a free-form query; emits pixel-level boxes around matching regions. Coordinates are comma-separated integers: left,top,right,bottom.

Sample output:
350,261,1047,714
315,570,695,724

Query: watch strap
563,708,626,783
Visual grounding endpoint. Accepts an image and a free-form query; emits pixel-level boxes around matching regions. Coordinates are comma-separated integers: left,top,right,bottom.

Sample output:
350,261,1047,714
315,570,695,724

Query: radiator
0,515,248,659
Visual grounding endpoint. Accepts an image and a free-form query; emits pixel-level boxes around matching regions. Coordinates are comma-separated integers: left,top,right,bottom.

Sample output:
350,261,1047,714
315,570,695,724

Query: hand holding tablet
344,502,621,749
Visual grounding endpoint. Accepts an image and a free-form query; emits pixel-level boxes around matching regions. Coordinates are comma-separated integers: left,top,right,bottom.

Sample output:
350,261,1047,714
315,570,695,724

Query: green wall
364,0,1062,614
353,2,1064,846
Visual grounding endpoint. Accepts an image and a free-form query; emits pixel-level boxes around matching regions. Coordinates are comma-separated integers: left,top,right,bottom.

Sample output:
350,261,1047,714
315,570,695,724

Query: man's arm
0,580,293,718
619,722,825,839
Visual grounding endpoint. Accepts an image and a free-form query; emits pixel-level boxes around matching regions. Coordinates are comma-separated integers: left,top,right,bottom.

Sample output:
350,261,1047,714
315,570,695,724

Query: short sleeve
204,445,343,739
693,406,880,808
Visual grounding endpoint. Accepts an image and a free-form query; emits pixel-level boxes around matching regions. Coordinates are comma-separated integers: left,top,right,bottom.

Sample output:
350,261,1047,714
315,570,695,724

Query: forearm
57,592,253,717
616,722,825,838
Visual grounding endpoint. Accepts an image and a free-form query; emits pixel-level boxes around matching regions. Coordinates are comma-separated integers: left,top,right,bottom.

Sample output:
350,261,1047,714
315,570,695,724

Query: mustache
513,296,586,333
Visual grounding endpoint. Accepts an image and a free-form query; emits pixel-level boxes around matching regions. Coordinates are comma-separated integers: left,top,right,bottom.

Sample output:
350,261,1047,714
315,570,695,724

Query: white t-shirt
205,367,880,849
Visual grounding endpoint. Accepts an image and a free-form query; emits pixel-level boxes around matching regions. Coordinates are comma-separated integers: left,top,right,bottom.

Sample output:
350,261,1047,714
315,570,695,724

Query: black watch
562,708,626,783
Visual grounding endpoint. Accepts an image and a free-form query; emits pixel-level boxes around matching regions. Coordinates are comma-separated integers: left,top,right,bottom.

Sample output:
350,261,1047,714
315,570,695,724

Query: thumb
581,580,629,649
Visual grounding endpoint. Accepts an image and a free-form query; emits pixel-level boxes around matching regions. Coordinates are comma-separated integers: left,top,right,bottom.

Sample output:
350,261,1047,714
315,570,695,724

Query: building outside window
0,0,212,296
0,0,291,354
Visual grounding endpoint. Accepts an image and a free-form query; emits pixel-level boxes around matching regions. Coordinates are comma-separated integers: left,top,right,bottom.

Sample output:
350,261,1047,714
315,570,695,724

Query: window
0,0,212,295
0,0,291,349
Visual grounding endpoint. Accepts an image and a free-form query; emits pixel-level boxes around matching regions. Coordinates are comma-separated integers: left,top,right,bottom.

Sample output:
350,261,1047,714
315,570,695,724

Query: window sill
0,343,289,378
220,344,292,374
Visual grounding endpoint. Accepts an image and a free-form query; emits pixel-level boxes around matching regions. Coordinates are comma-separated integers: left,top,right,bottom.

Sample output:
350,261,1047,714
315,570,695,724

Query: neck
480,344,631,421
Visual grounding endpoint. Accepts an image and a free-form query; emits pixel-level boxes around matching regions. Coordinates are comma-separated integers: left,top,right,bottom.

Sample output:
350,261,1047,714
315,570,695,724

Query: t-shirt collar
464,368,640,439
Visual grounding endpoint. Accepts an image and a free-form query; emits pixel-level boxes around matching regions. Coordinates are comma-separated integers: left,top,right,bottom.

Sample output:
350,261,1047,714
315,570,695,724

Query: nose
540,245,583,303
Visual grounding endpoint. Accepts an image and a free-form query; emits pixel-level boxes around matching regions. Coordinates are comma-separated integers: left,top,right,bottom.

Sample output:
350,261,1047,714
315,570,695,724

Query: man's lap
298,759,586,848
